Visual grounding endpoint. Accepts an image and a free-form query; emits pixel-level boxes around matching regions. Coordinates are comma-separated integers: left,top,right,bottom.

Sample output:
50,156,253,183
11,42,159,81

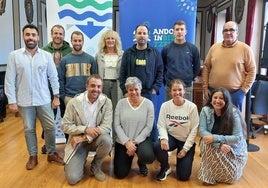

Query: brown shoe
26,156,38,170
47,152,65,165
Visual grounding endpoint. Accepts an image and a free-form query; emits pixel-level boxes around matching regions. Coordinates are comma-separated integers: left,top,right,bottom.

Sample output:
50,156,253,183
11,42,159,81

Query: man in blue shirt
5,24,65,170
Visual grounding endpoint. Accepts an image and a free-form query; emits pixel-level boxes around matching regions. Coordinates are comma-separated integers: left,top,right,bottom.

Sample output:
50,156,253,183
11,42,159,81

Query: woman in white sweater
154,79,199,181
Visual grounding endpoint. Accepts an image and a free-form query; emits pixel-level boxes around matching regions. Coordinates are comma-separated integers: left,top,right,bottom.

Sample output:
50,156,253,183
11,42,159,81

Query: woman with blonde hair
96,30,124,109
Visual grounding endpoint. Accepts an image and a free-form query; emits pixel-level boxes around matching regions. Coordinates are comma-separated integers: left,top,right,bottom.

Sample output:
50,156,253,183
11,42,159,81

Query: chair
250,80,268,138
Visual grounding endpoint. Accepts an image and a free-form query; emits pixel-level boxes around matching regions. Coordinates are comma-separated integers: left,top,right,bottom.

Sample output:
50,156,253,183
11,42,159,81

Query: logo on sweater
166,114,189,127
168,122,187,127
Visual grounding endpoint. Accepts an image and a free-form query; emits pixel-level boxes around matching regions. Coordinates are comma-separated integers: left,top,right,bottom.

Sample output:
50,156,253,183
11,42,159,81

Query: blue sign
119,0,197,51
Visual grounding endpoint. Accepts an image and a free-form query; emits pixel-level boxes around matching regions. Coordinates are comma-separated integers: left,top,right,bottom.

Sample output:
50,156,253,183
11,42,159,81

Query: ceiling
198,0,219,8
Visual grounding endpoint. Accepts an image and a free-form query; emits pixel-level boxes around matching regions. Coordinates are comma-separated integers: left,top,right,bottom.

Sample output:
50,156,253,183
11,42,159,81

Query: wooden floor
0,110,268,188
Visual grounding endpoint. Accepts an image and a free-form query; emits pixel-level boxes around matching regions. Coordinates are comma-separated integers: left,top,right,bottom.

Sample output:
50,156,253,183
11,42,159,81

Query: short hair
98,30,122,53
71,31,84,41
168,79,186,91
134,24,149,34
22,24,39,35
125,77,142,90
222,21,239,32
173,20,187,29
86,74,103,85
51,24,65,35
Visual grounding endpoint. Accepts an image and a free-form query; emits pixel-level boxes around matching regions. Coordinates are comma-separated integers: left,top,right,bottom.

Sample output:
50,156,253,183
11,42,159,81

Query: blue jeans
229,89,245,111
154,134,196,181
64,134,112,185
19,103,56,156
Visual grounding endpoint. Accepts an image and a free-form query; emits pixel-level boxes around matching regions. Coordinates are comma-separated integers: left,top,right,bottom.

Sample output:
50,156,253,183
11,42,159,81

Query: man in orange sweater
202,21,256,111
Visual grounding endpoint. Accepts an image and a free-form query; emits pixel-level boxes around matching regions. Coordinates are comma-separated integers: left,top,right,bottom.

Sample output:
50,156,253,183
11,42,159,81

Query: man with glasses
202,21,256,111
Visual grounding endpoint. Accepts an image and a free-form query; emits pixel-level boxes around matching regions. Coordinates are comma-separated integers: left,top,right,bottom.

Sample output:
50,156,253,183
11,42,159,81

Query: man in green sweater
41,24,72,153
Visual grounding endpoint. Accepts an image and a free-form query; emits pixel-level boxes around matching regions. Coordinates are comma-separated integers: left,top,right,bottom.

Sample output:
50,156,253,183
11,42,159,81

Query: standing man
4,24,65,170
202,21,256,111
42,24,72,67
58,31,98,106
41,24,72,154
119,24,163,142
162,20,200,101
62,75,113,185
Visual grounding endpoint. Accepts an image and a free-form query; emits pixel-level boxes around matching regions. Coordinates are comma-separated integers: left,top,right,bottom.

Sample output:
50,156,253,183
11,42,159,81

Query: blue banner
119,0,197,51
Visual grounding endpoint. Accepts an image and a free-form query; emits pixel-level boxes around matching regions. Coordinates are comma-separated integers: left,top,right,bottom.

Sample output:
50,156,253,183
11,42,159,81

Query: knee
65,173,82,185
114,169,129,179
178,176,190,181
177,171,191,181
64,165,83,185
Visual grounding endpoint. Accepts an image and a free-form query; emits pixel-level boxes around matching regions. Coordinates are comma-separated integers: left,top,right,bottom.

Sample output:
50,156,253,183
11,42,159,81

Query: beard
25,40,38,49
73,45,82,52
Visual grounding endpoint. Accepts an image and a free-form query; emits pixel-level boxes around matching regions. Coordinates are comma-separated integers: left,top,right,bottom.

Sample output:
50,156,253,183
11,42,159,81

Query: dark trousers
154,134,196,181
113,137,155,179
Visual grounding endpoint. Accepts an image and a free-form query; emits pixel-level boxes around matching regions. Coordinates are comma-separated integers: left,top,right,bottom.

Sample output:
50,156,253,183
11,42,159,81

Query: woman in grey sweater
113,77,155,179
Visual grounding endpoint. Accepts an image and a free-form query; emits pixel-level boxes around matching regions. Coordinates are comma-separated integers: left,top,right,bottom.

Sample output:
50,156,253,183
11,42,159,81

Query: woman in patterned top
198,87,248,185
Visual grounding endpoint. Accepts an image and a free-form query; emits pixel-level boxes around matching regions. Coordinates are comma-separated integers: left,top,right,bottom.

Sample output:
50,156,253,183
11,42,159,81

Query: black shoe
41,145,47,154
138,161,148,176
156,167,171,181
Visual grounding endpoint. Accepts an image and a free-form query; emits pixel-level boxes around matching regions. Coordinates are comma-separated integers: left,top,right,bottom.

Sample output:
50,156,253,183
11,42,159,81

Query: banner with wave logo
47,0,113,56
119,0,197,51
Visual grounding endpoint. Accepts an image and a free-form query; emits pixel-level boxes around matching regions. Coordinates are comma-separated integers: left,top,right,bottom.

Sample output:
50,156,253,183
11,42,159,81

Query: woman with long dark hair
198,87,248,185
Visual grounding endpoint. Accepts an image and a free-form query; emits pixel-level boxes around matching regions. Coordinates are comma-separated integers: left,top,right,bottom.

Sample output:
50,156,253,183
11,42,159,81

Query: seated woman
154,79,199,181
113,77,155,179
198,87,248,185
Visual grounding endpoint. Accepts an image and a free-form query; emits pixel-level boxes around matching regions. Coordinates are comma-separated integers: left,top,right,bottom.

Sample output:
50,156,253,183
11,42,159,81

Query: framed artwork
235,0,245,24
207,7,213,33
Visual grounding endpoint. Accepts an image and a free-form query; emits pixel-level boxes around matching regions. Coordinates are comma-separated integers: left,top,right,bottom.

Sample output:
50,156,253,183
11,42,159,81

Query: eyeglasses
223,28,237,33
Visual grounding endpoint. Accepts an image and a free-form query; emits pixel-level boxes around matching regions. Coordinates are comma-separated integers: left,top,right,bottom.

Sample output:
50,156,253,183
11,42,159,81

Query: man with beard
58,31,98,106
41,25,72,154
4,24,65,170
62,74,113,184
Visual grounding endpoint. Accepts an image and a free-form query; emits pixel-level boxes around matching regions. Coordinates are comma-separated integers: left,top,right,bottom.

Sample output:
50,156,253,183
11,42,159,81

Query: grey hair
125,77,142,90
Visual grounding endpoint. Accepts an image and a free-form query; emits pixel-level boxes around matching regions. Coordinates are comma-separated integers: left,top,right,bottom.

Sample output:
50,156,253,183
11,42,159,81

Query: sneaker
156,167,171,181
41,145,47,154
88,166,105,181
138,162,148,176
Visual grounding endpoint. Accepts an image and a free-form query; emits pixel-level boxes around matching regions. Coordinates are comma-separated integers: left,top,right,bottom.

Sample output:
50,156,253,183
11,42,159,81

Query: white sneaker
156,167,172,181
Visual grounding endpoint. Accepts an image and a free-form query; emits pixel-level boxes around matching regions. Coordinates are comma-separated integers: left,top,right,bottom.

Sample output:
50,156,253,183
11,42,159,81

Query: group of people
4,19,255,186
